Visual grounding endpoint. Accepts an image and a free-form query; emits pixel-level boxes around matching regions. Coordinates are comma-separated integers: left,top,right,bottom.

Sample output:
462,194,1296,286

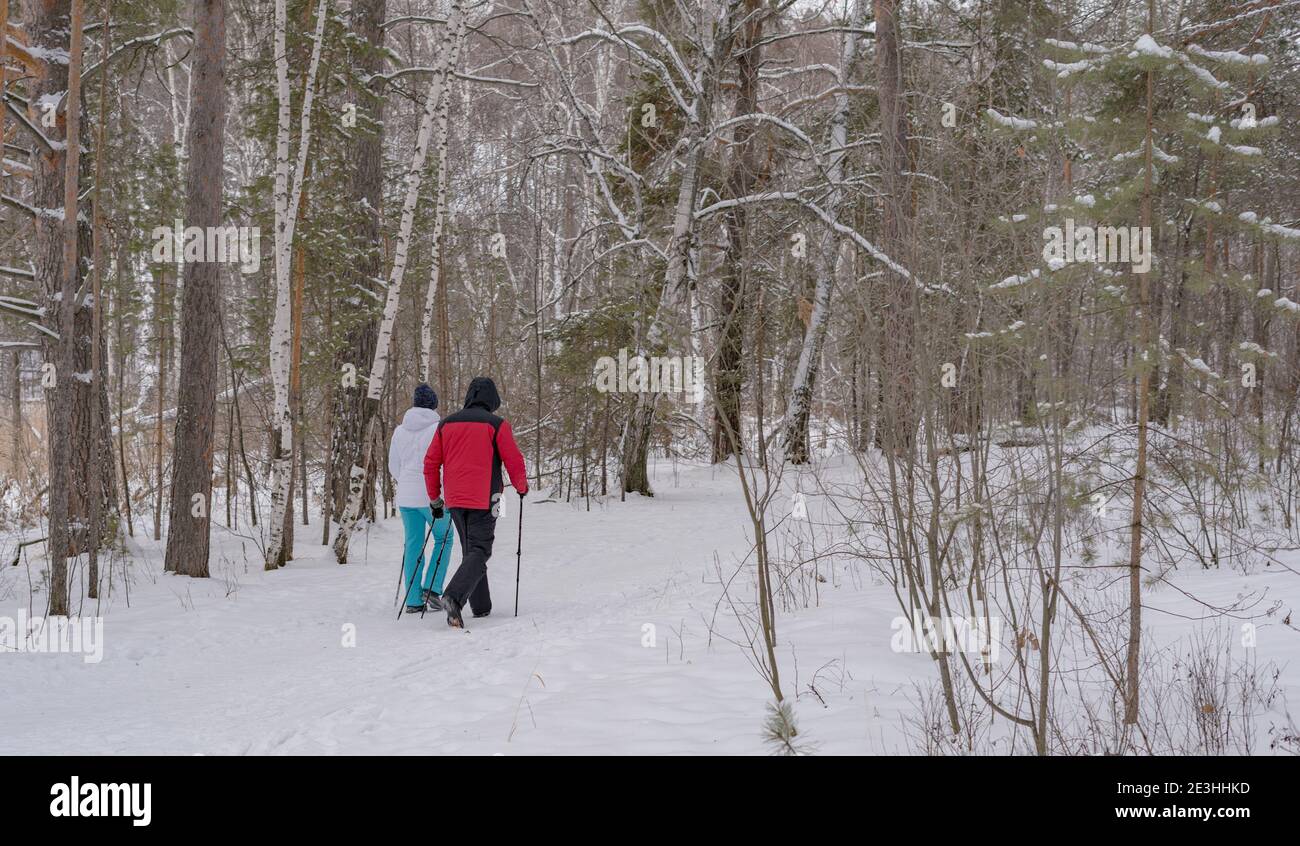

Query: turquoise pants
399,506,455,607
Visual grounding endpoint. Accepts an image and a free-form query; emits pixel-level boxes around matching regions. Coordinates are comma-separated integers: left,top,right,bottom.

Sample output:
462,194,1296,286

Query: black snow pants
444,507,497,614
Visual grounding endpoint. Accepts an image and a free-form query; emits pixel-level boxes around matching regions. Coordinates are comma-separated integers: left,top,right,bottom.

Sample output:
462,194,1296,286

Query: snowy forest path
4,462,797,755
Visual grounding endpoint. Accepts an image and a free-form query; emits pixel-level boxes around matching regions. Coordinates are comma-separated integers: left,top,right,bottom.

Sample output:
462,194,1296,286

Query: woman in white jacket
388,384,455,612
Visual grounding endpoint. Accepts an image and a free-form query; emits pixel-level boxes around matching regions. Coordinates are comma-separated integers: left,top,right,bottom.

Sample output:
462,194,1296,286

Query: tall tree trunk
419,8,466,386
30,0,86,615
1124,0,1157,728
711,0,763,463
328,0,386,519
873,0,916,455
333,0,463,564
113,225,134,538
784,0,867,463
266,0,327,569
9,351,20,475
283,176,311,561
620,1,742,495
0,0,7,178
153,268,167,542
164,0,227,579
86,0,111,597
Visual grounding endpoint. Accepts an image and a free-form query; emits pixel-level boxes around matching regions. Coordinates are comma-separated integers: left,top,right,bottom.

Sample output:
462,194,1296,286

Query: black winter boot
442,594,464,628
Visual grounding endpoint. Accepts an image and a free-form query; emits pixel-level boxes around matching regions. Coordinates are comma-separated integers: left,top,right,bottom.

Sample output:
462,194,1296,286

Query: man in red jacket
424,377,529,627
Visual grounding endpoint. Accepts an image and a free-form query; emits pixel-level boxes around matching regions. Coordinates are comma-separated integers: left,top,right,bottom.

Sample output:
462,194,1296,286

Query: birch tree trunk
332,0,463,564
783,0,866,464
620,0,742,495
419,6,467,385
619,143,703,495
266,0,327,569
164,0,227,579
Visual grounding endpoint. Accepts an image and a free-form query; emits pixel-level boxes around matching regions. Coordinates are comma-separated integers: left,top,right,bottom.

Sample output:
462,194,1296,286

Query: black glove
431,498,444,520
518,489,527,499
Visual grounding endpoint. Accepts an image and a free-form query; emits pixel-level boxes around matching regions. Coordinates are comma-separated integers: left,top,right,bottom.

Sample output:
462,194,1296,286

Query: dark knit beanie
413,383,438,410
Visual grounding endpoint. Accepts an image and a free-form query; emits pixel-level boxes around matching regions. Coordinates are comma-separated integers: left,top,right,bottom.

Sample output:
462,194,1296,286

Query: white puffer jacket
388,406,441,509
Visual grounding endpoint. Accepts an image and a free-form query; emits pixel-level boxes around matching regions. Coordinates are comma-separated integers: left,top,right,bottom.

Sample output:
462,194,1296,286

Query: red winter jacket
424,377,528,510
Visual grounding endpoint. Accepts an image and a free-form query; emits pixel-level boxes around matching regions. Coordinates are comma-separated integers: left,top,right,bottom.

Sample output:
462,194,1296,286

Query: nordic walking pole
396,522,435,619
514,493,524,617
420,516,455,619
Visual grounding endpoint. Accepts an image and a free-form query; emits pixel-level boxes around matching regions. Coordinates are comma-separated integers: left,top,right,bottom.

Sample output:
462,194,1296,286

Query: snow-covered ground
2,458,1297,755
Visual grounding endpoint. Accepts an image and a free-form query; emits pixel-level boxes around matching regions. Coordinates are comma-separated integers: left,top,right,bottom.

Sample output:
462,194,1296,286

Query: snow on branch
82,27,193,81
1186,43,1269,65
376,66,537,88
555,29,695,119
2,156,33,177
759,63,839,79
452,70,537,88
3,94,58,152
752,24,875,50
6,34,67,67
709,112,816,153
1239,211,1300,241
985,108,1041,131
780,84,872,117
382,15,449,29
1,194,36,219
1180,0,1300,44
989,269,1041,290
0,295,45,321
693,191,948,292
1044,38,1113,54
1043,57,1106,78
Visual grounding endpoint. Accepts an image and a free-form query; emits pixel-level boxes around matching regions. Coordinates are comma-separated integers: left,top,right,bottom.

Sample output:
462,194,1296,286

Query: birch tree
266,0,328,569
418,5,467,386
616,0,745,495
332,0,464,564
783,0,870,464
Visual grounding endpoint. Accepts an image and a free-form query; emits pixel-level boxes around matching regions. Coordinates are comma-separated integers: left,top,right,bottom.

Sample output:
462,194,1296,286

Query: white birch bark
265,0,329,568
619,1,742,494
334,0,464,563
782,0,866,463
418,4,467,382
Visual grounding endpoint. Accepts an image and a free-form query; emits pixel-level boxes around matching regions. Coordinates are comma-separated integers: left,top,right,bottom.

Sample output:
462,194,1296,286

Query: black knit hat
413,383,438,410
